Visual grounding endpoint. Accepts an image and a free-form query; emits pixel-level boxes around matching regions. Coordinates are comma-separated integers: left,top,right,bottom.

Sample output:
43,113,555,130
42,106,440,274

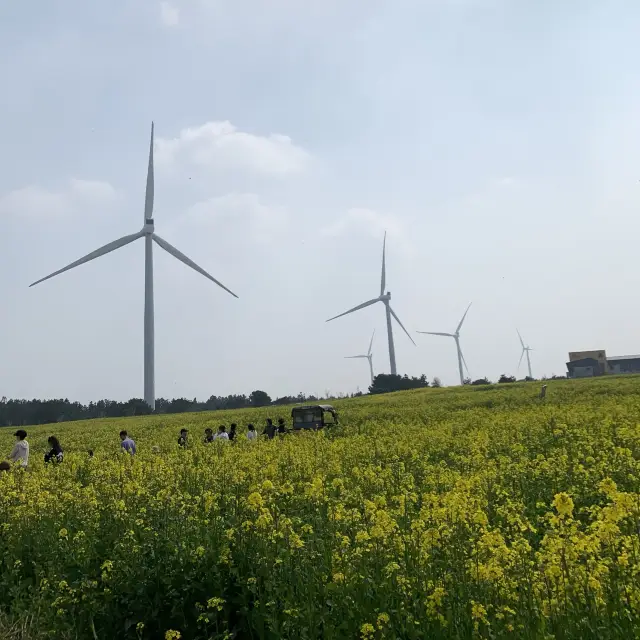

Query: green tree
368,374,430,395
249,390,272,407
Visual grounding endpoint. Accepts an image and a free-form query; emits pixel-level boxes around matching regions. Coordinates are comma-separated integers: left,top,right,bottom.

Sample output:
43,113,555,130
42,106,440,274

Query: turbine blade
380,231,386,296
326,298,379,322
417,331,454,337
29,232,144,287
456,302,472,334
517,328,525,349
460,348,470,375
345,355,368,359
389,306,416,345
518,348,525,369
144,122,154,222
152,234,238,298
368,329,375,356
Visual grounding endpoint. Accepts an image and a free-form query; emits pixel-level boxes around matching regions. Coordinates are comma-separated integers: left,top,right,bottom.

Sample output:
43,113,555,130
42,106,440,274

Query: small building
569,350,607,367
566,357,606,378
566,349,640,377
607,355,640,375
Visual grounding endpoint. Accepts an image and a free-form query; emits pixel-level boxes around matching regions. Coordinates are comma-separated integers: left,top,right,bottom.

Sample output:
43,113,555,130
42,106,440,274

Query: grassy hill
2,376,640,639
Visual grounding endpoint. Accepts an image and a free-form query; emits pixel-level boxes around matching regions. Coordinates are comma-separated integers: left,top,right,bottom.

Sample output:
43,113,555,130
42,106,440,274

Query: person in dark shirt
277,418,287,436
203,428,215,443
44,436,63,464
262,419,276,440
229,424,237,441
178,429,189,448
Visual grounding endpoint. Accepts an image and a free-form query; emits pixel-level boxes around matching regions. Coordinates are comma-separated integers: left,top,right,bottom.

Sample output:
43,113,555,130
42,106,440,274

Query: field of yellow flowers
2,377,640,639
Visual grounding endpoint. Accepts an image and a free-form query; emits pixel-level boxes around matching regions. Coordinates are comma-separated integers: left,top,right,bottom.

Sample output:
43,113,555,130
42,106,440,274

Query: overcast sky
2,0,640,402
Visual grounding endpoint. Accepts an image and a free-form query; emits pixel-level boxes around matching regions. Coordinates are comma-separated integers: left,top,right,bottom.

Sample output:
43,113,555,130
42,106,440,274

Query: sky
2,0,640,402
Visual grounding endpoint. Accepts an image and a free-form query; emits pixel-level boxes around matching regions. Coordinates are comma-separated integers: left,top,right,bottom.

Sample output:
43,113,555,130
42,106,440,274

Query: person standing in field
229,424,237,441
216,425,229,441
204,428,215,443
44,436,64,464
277,418,287,436
247,424,257,441
178,429,189,448
9,430,29,468
262,419,276,440
119,430,136,455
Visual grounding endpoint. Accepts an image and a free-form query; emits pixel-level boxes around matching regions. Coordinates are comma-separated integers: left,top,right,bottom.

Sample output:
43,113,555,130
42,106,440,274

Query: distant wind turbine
517,329,533,379
417,303,472,386
327,233,415,375
29,122,238,410
345,329,376,384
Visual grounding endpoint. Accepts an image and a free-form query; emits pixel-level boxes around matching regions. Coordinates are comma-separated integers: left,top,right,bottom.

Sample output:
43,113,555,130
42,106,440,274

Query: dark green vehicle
291,405,338,430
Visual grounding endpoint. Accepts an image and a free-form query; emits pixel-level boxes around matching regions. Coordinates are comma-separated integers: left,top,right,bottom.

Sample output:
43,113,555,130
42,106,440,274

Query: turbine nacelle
380,291,391,303
143,219,155,234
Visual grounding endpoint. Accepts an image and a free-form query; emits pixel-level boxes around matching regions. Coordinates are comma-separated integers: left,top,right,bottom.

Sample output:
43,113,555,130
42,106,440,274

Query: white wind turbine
345,330,376,384
29,123,238,410
327,232,415,375
517,329,533,379
417,303,472,386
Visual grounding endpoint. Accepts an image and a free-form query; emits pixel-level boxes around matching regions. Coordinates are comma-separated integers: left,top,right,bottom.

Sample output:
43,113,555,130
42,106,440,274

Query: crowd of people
178,418,290,448
0,417,293,471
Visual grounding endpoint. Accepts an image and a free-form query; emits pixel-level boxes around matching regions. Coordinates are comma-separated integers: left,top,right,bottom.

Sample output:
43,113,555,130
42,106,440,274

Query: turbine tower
29,123,238,410
517,329,533,379
327,233,415,375
345,329,376,384
417,303,472,386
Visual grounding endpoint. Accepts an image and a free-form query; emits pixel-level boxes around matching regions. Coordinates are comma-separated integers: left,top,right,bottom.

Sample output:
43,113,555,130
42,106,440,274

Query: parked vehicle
291,405,338,430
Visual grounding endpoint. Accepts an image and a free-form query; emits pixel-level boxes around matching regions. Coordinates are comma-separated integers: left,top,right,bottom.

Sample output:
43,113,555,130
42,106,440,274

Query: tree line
0,373,437,426
0,371,560,427
0,391,310,427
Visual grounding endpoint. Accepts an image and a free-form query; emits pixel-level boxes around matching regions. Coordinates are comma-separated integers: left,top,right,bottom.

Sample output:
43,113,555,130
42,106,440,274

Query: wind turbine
417,303,472,386
29,122,238,410
517,329,533,379
345,329,376,384
327,233,415,375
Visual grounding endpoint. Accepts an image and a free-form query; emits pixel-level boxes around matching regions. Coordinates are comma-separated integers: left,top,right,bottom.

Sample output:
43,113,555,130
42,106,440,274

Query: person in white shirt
246,424,257,441
9,430,29,468
216,425,229,441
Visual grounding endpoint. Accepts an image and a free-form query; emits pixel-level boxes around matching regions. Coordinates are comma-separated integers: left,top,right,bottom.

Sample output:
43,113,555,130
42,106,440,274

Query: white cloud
155,121,310,177
321,207,405,242
184,192,287,242
494,176,518,188
160,1,180,26
0,179,119,219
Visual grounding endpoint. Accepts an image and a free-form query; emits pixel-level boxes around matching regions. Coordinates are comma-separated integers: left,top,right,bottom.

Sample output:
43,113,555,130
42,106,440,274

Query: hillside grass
1,376,640,639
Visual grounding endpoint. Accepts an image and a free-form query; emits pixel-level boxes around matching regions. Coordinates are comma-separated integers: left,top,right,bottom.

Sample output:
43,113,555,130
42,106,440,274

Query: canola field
2,377,640,640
